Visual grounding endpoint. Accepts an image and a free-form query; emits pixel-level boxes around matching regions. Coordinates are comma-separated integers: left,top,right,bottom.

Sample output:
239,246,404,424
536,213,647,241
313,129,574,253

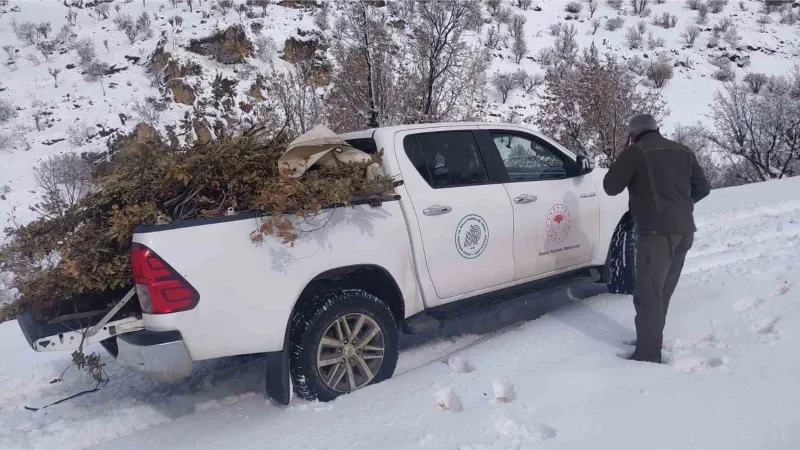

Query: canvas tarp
278,124,383,179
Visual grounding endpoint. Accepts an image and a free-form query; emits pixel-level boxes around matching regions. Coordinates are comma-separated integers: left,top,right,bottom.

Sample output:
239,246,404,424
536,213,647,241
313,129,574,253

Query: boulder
187,24,252,64
167,79,196,105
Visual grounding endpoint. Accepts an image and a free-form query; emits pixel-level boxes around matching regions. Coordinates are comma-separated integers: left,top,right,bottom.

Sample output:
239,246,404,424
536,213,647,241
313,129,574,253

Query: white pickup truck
19,122,634,404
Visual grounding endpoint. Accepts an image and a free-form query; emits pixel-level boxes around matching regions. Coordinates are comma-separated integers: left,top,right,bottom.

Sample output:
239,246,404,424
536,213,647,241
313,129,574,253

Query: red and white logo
546,204,571,242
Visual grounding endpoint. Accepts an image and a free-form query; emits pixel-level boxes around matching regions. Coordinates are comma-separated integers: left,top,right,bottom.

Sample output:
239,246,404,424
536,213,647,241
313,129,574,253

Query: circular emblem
455,215,489,259
546,204,571,242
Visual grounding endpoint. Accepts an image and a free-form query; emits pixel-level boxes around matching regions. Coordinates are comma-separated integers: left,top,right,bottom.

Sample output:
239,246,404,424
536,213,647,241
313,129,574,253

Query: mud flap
264,349,291,406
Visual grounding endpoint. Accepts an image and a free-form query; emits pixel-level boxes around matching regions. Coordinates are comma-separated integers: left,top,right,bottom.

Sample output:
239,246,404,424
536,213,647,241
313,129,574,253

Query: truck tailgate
16,288,144,353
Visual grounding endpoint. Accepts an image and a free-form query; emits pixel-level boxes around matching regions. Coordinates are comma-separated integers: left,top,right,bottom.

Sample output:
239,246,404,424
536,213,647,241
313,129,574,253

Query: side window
490,132,572,182
403,131,490,188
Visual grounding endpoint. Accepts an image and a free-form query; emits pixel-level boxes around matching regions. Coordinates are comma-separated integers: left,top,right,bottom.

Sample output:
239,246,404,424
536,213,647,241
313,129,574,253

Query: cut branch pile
0,126,394,324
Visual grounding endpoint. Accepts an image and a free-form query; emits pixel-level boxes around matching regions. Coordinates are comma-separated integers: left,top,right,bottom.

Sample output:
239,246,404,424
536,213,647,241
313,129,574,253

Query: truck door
394,128,515,304
478,128,600,281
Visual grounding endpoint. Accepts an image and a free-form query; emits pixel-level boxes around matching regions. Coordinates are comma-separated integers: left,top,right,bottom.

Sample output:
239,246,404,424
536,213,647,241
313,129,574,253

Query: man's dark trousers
633,232,694,362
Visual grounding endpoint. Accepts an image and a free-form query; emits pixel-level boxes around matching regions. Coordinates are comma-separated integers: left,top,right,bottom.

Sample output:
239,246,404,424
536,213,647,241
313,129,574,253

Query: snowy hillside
1,0,799,234
1,175,799,449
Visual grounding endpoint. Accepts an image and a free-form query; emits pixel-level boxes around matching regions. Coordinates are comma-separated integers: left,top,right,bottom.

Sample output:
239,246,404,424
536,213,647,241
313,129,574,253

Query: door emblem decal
455,215,489,259
546,204,572,242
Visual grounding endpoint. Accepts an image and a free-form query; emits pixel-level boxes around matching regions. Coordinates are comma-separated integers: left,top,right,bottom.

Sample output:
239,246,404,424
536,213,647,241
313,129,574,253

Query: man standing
603,114,712,363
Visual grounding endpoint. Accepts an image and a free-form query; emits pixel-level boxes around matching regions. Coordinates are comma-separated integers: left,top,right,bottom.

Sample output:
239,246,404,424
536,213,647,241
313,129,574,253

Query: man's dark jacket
603,131,712,234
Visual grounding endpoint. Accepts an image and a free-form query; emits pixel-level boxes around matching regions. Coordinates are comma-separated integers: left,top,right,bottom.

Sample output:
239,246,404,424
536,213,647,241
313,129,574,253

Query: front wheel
606,215,637,295
289,288,399,402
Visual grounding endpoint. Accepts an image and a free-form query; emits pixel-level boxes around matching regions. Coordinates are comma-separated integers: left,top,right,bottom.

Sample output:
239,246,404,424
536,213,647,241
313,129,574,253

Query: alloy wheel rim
316,313,385,393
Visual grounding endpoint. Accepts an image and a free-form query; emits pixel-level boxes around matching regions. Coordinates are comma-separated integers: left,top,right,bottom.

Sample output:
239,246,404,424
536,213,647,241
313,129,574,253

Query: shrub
708,0,727,13
67,121,95,147
630,0,649,16
682,24,702,44
723,26,740,46
608,0,624,9
686,0,702,9
0,99,17,124
653,12,679,28
756,13,771,31
565,1,583,13
708,35,720,48
714,16,733,32
625,21,647,48
697,2,709,23
496,5,512,24
606,16,625,30
712,58,736,81
780,8,798,25
646,57,674,87
549,22,562,36
12,20,38,45
647,32,666,48
75,38,96,66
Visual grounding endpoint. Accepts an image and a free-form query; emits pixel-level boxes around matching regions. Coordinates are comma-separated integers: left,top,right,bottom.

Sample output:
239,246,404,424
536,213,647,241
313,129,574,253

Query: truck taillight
130,243,199,314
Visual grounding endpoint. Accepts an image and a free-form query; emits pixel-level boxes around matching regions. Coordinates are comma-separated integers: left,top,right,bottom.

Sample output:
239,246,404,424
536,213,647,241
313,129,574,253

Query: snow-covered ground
1,176,799,449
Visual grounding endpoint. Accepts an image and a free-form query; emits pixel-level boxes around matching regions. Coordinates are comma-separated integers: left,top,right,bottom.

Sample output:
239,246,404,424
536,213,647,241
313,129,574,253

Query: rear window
403,131,490,189
345,138,378,154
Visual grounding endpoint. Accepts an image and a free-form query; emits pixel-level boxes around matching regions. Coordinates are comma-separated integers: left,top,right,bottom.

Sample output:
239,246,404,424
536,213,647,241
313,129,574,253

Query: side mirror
576,154,595,175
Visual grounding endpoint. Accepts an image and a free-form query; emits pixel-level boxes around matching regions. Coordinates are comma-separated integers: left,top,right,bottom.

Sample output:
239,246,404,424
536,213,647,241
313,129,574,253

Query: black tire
606,215,637,295
288,288,399,402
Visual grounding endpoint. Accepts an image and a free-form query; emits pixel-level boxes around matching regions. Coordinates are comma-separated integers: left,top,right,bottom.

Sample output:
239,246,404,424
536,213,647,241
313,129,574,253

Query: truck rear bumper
116,330,193,381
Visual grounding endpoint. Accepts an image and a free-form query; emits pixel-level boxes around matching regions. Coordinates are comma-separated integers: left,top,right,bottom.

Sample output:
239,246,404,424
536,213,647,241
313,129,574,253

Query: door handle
423,205,452,216
514,194,538,204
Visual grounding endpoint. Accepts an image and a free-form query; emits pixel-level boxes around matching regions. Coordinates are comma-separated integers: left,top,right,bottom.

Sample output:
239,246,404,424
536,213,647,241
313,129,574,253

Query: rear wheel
606,215,637,295
289,288,399,402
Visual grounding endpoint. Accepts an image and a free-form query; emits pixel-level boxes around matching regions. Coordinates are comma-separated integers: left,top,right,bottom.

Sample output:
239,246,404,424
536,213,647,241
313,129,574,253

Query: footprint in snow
434,387,462,412
772,283,791,297
492,379,516,404
417,433,436,446
750,317,780,335
494,412,557,444
733,297,763,312
665,333,716,350
666,354,726,373
446,355,474,374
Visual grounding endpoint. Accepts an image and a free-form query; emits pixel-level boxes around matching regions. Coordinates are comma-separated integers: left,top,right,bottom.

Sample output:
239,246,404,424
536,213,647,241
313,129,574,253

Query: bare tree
682,24,701,45
37,40,57,61
66,8,78,26
12,20,38,45
588,1,598,17
630,0,649,16
509,14,526,39
743,72,768,93
518,0,533,10
35,22,52,39
131,97,162,124
536,54,668,164
33,154,92,217
492,72,516,103
708,81,800,182
48,67,61,87
411,0,487,121
83,60,110,95
247,0,270,16
756,13,771,31
723,25,740,46
608,0,624,10
512,34,528,64
217,0,233,15
2,45,16,63
95,3,111,19
591,18,602,34
270,61,322,135
328,1,398,129
487,0,502,16
514,68,543,94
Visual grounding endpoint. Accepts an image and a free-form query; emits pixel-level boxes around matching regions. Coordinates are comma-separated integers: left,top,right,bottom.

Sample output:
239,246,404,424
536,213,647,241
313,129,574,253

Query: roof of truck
338,122,532,142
